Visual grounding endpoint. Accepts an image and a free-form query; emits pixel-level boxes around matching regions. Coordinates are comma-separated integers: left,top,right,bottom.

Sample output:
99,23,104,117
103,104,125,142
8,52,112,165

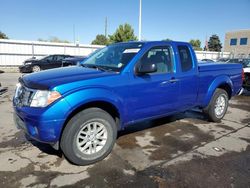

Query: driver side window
139,46,174,74
44,55,54,61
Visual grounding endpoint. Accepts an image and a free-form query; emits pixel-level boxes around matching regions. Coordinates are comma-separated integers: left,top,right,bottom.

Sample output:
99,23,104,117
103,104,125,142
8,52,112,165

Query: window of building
230,38,237,46
240,38,248,45
178,45,193,72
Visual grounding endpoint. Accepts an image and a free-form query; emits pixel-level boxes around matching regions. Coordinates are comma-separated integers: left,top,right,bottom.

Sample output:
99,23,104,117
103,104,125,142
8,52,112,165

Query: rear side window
178,45,193,72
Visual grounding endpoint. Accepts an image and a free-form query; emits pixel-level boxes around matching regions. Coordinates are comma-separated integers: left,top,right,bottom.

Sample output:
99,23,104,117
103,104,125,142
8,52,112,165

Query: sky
1,0,250,47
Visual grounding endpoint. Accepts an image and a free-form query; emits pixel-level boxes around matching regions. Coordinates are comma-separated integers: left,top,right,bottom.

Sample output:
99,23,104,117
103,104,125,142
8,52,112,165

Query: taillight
242,69,245,81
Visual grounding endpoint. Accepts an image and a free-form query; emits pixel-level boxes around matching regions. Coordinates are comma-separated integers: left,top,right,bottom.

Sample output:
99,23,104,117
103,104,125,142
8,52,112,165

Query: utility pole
73,24,76,44
105,17,108,38
138,0,142,41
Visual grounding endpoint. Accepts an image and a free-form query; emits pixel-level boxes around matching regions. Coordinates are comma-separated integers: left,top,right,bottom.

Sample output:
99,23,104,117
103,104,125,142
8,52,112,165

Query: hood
20,66,116,90
24,59,39,64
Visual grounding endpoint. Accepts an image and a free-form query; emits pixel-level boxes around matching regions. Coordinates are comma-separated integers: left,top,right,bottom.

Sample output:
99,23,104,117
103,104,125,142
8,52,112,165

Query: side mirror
136,62,157,74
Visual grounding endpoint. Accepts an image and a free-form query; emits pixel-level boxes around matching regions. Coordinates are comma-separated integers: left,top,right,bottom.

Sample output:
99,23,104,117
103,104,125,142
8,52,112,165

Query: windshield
38,55,53,61
82,43,144,72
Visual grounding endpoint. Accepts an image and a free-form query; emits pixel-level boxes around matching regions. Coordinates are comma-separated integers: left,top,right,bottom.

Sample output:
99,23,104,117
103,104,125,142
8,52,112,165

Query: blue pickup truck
13,41,243,165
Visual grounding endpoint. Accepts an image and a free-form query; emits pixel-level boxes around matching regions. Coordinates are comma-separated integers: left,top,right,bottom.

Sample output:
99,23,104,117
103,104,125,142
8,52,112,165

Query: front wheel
203,88,229,122
60,108,117,165
32,65,41,72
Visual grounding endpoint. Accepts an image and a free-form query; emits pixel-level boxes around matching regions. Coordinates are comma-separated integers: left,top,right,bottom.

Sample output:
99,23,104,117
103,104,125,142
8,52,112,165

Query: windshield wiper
81,64,113,72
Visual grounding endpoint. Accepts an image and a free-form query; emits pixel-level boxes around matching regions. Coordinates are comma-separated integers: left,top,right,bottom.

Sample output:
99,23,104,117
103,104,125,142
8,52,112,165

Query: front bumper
13,112,65,144
19,65,32,73
13,99,71,144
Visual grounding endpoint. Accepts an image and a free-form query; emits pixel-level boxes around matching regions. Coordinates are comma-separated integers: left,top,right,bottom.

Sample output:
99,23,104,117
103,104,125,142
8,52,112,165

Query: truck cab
124,42,199,122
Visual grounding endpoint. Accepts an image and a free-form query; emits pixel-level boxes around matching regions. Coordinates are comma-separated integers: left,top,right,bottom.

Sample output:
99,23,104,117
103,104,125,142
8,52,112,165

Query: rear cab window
178,45,193,72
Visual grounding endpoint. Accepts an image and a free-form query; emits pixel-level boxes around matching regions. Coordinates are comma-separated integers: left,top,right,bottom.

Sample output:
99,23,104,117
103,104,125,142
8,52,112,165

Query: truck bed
198,62,242,72
197,62,242,106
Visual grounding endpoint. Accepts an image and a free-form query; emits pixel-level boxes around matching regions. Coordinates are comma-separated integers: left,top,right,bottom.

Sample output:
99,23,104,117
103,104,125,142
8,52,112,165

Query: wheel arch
217,83,232,99
64,100,121,129
58,98,122,148
203,75,233,107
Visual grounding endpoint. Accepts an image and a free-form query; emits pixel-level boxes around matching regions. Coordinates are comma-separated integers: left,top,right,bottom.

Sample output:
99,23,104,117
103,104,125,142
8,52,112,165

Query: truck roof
110,40,190,46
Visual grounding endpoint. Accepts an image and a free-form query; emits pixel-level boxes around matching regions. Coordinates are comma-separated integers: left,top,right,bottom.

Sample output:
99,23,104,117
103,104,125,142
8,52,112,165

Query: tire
60,108,117,165
32,65,41,72
203,88,229,122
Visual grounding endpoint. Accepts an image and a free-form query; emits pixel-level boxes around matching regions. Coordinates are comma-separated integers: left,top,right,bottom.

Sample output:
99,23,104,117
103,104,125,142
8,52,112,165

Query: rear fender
203,75,233,107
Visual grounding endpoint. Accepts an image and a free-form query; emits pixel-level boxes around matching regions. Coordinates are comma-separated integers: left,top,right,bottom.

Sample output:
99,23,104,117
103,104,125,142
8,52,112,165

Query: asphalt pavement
0,73,249,188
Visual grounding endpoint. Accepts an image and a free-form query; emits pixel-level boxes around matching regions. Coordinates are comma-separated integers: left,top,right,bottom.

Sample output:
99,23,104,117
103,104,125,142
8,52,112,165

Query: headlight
30,90,61,107
25,62,32,65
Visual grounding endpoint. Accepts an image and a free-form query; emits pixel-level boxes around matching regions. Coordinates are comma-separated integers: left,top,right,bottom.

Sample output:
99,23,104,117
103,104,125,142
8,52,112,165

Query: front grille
14,84,35,107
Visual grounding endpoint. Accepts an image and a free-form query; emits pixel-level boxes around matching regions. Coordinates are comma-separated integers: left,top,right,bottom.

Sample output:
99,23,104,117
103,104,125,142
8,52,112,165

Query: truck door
176,45,199,110
129,45,179,121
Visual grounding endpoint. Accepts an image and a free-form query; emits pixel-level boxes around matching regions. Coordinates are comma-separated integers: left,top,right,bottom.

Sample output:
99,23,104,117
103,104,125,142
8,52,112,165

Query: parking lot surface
0,73,250,188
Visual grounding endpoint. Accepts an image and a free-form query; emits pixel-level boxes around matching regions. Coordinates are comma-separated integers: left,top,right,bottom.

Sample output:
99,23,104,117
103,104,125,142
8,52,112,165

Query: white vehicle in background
244,62,250,73
226,58,250,90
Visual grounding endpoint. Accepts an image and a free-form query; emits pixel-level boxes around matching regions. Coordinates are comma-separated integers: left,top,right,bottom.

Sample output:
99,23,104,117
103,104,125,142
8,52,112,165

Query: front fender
203,75,233,107
63,87,125,124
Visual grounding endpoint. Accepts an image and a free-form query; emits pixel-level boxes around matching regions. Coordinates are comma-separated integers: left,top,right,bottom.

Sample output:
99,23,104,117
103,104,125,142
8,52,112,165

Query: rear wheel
32,65,41,72
60,108,117,165
203,88,229,122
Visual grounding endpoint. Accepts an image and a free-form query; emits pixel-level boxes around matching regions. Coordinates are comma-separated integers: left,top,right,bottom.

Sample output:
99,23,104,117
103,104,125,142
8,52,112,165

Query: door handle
160,78,179,86
169,78,179,83
160,81,169,86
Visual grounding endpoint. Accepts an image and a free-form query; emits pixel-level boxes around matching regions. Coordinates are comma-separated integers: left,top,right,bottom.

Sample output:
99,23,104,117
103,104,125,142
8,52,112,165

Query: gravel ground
0,73,249,188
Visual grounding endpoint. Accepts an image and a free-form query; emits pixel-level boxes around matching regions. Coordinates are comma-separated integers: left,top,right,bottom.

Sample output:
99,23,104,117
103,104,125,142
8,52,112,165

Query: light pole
105,17,108,38
138,0,142,41
73,24,76,44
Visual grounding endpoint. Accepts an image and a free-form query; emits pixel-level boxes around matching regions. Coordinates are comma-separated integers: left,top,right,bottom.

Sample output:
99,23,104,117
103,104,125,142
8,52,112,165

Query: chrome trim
13,83,37,107
237,88,244,95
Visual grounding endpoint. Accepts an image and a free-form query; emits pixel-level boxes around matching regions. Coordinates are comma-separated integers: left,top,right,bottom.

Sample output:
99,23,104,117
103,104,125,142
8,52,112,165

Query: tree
189,39,202,51
208,34,222,52
109,23,137,43
162,38,172,41
37,38,46,42
91,34,108,45
38,36,69,43
0,31,8,39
